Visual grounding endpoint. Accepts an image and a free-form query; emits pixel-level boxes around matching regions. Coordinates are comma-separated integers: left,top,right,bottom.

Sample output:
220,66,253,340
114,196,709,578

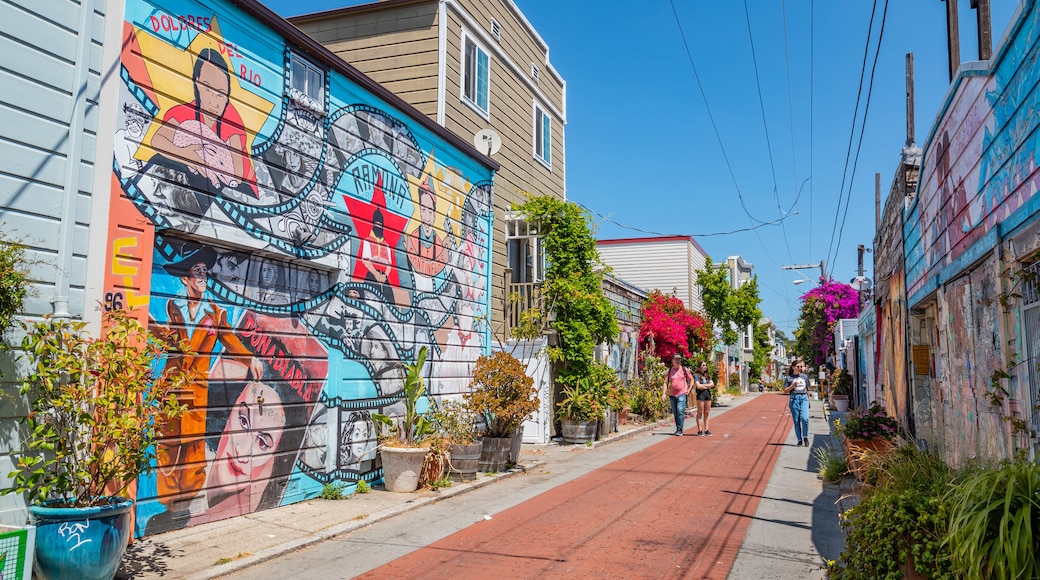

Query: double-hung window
534,104,551,167
462,34,489,115
290,54,325,113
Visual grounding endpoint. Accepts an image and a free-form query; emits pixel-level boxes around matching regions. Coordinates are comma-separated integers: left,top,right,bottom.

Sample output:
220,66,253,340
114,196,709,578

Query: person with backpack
661,354,693,436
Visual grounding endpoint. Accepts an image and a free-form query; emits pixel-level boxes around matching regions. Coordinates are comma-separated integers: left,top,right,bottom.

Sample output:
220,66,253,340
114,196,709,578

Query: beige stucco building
290,0,566,339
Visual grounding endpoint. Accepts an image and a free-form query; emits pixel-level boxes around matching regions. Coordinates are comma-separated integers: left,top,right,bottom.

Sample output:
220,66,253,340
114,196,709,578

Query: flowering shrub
465,352,538,437
638,290,711,361
838,402,898,441
795,280,859,365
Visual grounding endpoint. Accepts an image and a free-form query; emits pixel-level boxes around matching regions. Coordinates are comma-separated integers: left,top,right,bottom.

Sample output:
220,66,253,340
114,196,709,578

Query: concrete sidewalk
117,392,843,579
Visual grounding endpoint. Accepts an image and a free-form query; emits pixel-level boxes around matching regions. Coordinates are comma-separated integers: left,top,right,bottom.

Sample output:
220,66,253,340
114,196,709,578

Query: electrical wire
831,0,889,264
668,0,770,224
576,201,797,238
825,0,879,268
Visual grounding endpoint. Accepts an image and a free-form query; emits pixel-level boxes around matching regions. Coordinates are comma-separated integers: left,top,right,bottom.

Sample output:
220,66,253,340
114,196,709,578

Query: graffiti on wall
110,1,494,535
908,5,1040,299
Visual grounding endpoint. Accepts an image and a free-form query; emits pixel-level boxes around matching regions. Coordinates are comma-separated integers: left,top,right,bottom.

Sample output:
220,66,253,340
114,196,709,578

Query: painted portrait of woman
190,365,307,525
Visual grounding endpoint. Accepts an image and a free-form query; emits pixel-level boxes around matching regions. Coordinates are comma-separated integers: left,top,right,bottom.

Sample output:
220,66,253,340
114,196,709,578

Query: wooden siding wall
295,4,441,118
0,0,104,318
0,0,107,525
598,242,697,310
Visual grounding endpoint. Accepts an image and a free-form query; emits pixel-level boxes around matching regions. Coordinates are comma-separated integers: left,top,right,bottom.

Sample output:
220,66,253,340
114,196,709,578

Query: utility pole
972,0,992,60
875,172,881,233
944,0,961,81
903,53,922,198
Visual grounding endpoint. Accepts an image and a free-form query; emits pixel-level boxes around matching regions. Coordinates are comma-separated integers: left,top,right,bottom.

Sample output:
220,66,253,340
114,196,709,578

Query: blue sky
262,0,1019,335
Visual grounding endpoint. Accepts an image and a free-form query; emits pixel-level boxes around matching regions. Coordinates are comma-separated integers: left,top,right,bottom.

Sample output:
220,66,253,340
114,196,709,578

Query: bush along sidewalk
829,445,1040,580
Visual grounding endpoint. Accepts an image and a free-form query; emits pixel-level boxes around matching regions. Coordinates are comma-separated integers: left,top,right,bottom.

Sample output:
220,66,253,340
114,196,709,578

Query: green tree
749,321,773,380
513,196,618,387
695,256,763,347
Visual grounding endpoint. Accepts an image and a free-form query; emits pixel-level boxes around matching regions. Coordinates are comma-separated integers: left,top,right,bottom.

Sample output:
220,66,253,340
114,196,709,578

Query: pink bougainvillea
638,291,711,362
798,280,860,365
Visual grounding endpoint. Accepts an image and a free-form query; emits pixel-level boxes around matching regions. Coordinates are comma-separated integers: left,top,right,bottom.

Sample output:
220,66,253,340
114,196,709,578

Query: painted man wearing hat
153,244,263,510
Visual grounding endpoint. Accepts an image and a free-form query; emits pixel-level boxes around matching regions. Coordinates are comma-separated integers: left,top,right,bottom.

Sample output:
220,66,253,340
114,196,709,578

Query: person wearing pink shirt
660,354,693,436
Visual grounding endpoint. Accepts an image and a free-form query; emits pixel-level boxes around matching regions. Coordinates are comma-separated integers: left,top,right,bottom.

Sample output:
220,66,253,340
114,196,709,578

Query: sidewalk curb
190,460,547,580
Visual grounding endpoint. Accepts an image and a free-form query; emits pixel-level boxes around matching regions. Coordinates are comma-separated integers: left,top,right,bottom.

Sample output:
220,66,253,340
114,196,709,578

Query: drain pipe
52,0,98,319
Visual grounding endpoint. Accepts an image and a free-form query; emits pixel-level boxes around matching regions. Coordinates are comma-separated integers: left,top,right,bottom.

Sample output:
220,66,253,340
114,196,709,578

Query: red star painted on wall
343,171,408,286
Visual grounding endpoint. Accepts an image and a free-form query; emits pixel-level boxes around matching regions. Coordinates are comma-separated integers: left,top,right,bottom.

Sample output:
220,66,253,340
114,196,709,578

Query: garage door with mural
106,0,495,535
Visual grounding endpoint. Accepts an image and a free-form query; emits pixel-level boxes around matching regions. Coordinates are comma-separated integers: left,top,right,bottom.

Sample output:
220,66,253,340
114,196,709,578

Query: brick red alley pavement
360,393,792,579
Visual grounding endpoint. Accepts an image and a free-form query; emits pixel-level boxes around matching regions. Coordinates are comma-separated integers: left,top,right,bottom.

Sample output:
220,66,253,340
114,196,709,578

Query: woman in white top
782,358,812,447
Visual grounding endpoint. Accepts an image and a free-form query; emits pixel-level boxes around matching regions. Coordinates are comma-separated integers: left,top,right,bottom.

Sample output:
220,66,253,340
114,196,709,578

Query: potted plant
836,402,898,480
829,368,852,412
556,381,604,444
372,346,433,492
3,309,190,580
609,380,631,426
430,400,482,481
465,351,538,471
946,459,1040,580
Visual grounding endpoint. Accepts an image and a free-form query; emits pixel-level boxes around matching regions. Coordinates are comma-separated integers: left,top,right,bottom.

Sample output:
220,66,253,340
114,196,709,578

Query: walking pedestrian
783,358,811,446
692,361,715,436
661,354,692,436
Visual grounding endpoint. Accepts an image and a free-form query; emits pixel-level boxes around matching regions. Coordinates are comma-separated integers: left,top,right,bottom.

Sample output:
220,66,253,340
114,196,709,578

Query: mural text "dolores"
149,13,212,34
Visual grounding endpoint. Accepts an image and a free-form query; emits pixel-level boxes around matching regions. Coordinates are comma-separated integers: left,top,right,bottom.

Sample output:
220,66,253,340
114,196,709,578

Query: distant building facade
596,236,708,313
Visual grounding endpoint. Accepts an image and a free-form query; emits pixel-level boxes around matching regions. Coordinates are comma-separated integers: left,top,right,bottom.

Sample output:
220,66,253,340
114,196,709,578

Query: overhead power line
668,0,770,224
831,0,889,265
576,202,797,238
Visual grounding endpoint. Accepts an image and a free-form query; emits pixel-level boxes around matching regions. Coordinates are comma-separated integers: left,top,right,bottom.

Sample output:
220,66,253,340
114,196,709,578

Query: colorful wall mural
108,0,495,536
902,1,1040,462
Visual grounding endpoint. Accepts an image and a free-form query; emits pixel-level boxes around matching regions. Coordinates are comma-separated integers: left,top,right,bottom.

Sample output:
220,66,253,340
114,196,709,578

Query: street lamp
782,260,827,283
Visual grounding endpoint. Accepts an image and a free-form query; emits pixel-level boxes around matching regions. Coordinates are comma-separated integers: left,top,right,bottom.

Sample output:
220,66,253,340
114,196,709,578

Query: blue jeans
789,393,810,442
669,394,687,433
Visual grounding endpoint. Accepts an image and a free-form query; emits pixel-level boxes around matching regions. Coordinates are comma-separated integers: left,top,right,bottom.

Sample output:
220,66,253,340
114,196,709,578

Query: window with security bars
1020,261,1040,433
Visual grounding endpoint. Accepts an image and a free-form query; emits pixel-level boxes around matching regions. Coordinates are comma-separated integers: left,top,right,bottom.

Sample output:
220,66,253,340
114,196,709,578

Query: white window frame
533,102,551,169
505,212,545,284
290,53,325,114
460,32,490,119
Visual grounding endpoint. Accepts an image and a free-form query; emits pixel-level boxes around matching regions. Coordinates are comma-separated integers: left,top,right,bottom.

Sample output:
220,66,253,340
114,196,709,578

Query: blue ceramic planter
29,498,134,580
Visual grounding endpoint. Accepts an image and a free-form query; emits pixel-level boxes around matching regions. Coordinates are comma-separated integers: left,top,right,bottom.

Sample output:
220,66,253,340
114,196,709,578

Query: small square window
534,105,551,167
291,56,324,105
462,34,489,115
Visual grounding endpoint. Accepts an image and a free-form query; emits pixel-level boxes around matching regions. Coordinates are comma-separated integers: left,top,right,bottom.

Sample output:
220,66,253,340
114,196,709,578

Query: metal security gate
1019,261,1040,438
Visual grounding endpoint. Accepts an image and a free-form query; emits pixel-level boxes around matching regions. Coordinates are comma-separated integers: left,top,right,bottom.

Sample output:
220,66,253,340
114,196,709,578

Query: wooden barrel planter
478,436,513,472
561,419,597,444
447,441,483,481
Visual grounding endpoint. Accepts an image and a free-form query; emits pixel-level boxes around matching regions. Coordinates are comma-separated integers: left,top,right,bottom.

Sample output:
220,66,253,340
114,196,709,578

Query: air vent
531,64,540,83
491,18,501,40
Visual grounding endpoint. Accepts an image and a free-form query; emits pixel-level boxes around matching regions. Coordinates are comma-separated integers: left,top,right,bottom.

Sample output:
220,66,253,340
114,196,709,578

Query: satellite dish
473,129,502,156
850,276,872,292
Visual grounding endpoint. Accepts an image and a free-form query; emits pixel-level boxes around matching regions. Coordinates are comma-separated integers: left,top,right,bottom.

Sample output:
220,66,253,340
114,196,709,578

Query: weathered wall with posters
112,0,495,535
904,0,1040,464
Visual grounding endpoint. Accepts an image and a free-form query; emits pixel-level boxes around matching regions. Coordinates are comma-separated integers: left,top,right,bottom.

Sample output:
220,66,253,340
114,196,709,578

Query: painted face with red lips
211,382,286,495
